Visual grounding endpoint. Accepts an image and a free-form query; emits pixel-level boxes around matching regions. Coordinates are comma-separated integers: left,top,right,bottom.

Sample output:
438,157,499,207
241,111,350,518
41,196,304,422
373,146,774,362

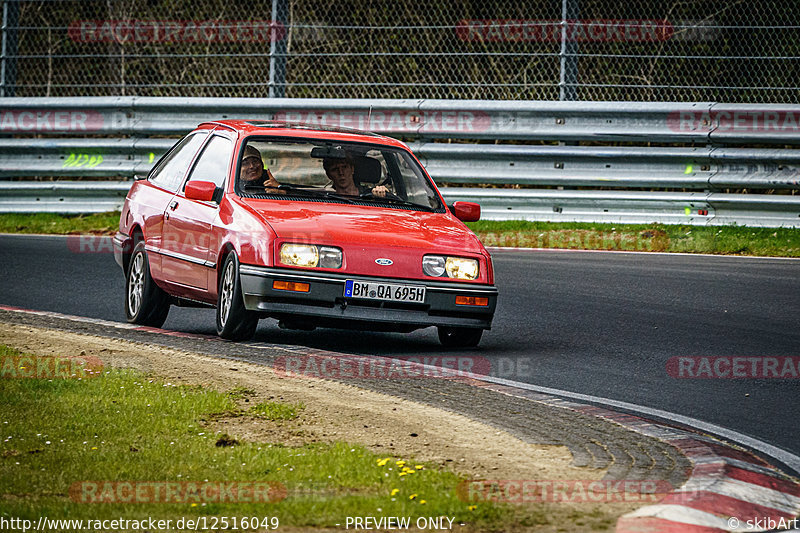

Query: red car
114,121,497,346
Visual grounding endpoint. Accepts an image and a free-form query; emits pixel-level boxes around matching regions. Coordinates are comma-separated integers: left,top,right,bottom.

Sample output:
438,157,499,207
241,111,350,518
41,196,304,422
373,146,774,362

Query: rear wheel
125,241,170,327
216,253,259,340
437,326,483,348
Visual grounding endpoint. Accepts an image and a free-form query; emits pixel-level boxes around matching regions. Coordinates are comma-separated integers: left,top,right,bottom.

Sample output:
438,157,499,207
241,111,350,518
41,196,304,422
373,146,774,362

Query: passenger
323,156,389,197
240,145,282,193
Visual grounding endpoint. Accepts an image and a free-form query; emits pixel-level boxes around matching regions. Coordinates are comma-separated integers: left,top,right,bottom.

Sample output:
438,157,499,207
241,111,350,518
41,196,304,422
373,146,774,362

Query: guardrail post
559,0,579,101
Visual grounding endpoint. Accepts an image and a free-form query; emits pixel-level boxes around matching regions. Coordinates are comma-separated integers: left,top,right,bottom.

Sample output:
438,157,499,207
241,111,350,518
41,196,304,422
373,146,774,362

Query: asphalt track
1,234,798,461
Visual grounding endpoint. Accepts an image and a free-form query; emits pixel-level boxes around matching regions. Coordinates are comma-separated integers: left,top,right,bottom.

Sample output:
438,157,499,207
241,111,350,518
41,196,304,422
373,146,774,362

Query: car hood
242,198,484,253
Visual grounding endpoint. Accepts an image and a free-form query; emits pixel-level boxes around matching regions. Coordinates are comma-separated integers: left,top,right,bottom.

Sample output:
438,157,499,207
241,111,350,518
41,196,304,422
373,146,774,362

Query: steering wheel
360,188,403,201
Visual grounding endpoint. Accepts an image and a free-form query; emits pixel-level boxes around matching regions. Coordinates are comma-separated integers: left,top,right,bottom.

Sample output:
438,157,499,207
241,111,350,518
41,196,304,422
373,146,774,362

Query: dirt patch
0,322,580,481
0,322,651,530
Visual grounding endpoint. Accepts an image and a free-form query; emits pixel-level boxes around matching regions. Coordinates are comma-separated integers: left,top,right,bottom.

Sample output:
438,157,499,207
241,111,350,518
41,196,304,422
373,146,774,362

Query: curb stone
463,382,800,533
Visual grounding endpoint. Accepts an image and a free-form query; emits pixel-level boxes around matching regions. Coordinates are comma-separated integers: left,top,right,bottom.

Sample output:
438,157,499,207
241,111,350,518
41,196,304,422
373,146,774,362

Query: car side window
149,132,208,192
184,135,233,189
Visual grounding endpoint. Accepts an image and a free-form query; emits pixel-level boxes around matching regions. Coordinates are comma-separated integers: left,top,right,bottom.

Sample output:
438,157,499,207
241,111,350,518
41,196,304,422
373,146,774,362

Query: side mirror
185,181,217,202
451,201,480,222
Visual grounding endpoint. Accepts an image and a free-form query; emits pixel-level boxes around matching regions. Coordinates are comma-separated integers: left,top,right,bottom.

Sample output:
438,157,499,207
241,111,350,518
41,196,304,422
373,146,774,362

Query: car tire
125,241,170,327
216,253,259,341
437,326,483,348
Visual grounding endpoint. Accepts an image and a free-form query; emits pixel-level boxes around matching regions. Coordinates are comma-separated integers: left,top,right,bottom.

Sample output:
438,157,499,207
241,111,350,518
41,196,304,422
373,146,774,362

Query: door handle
169,200,179,210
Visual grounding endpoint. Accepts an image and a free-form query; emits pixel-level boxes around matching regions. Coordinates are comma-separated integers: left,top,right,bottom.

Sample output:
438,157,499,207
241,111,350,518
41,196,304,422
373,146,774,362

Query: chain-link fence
2,0,799,102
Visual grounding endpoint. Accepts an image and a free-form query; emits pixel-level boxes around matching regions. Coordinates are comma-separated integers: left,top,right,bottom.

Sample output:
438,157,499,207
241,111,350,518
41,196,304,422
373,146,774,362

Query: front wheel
437,326,483,348
216,253,259,340
125,241,170,327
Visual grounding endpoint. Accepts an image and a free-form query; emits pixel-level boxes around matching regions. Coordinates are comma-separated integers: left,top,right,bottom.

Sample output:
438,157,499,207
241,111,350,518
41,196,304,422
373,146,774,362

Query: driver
323,156,389,197
240,145,282,193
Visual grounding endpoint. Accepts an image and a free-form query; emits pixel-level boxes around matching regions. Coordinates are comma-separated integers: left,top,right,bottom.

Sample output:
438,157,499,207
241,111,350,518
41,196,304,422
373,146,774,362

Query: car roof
198,120,410,149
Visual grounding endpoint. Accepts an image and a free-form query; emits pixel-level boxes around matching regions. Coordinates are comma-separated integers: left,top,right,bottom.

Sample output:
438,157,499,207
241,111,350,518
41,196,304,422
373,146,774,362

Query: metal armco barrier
439,188,800,228
1,98,799,226
4,97,800,143
0,181,130,213
410,144,800,190
0,138,173,178
2,182,797,228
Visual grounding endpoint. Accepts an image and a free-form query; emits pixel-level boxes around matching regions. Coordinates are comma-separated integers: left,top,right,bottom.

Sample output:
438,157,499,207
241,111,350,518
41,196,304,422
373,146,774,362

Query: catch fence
1,0,799,102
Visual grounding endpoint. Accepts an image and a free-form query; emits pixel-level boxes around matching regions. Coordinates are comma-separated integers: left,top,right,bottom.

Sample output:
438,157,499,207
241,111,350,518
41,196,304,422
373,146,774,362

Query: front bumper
239,265,497,331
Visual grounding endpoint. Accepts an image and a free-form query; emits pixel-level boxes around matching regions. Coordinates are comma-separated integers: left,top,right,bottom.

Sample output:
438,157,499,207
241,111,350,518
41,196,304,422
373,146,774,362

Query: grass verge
0,344,561,531
1,212,798,257
466,220,800,257
0,212,120,235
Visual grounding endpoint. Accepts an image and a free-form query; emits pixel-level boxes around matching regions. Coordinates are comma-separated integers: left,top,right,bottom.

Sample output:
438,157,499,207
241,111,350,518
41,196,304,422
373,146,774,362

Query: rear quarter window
149,132,208,191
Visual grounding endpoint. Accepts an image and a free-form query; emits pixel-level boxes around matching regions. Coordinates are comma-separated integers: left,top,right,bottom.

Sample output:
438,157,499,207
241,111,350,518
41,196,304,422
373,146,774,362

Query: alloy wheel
219,261,234,327
127,252,144,316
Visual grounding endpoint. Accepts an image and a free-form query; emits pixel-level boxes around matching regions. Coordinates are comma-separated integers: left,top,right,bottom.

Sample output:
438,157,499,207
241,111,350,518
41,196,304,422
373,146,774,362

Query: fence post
1,0,4,97
268,0,287,98
1,0,20,97
559,0,578,101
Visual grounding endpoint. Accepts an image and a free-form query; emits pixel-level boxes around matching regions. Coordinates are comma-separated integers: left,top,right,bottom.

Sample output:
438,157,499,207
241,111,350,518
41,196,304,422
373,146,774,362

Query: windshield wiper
280,186,359,203
277,183,317,189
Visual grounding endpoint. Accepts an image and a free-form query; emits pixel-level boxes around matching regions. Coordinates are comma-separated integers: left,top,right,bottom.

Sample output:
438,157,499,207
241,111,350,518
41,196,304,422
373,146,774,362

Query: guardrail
0,181,130,213
2,97,800,143
1,97,799,226
2,182,797,228
5,139,799,191
440,188,800,228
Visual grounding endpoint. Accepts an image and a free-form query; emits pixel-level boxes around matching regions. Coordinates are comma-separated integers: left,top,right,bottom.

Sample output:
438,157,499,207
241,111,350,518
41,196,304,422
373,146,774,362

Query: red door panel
161,198,218,291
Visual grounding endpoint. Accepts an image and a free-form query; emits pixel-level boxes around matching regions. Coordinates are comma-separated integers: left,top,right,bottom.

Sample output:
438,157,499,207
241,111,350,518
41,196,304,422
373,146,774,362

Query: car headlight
423,255,479,280
422,255,446,277
280,244,342,269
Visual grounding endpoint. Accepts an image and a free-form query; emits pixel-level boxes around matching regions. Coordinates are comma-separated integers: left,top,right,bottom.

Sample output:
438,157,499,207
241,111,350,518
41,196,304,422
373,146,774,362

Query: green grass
1,212,798,257
225,386,257,401
0,344,556,531
248,401,304,421
0,212,120,235
467,220,800,257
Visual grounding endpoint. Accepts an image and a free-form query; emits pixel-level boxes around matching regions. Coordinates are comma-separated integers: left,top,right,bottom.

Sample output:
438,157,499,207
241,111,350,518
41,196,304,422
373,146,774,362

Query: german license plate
344,280,426,303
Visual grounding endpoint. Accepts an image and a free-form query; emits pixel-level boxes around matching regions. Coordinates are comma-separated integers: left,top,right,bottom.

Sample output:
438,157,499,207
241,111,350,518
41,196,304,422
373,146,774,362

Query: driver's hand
264,169,280,188
264,169,285,195
371,185,389,198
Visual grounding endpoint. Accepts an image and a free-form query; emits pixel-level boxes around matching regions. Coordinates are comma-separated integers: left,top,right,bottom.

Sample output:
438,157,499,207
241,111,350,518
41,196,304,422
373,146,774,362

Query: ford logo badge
375,258,393,266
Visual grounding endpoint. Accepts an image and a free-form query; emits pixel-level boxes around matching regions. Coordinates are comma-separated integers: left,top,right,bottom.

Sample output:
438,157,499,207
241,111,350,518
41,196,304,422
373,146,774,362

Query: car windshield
236,139,444,212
